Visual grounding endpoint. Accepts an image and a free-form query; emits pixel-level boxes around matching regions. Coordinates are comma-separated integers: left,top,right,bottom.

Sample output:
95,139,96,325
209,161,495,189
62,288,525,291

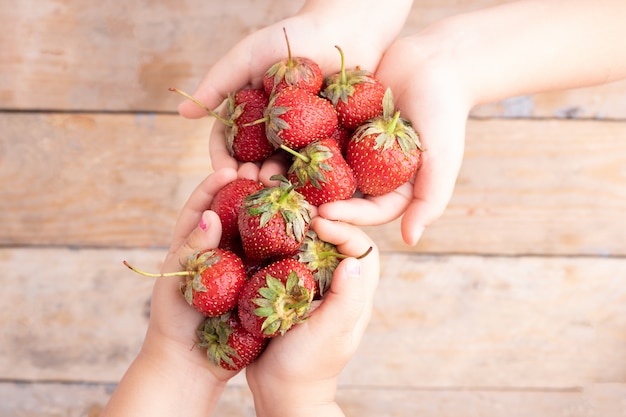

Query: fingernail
345,258,361,278
198,212,209,231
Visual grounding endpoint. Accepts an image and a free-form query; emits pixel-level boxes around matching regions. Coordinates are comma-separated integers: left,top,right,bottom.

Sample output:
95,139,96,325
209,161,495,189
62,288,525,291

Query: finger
310,217,379,293
169,168,238,252
259,152,290,186
236,162,261,181
308,257,368,342
208,115,238,172
400,129,465,246
177,41,260,119
317,182,412,226
163,210,223,273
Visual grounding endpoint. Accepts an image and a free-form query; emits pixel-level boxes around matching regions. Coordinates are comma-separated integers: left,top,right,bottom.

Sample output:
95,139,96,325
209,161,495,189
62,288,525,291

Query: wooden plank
3,248,626,388
2,0,626,118
0,0,303,112
2,114,626,256
369,118,626,256
0,112,212,248
2,382,626,417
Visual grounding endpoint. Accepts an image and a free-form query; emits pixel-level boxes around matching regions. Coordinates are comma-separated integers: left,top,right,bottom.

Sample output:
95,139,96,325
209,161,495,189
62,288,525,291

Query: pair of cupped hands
147,10,468,414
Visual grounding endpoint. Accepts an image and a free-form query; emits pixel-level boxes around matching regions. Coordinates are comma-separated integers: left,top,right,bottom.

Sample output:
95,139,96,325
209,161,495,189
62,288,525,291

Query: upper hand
318,34,471,246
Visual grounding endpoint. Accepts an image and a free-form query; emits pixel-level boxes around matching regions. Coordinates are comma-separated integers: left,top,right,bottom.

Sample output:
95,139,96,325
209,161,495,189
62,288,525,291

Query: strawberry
169,87,274,163
329,125,352,157
263,28,323,96
210,178,264,250
321,46,385,130
295,230,373,298
179,249,247,317
283,138,356,206
196,311,268,371
264,86,338,150
346,88,424,196
123,248,247,317
225,88,275,162
238,176,312,261
238,258,315,338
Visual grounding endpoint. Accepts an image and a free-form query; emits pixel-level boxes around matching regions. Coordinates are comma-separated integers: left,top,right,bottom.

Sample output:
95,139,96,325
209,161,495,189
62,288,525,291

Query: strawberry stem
335,45,347,86
169,87,230,125
280,144,311,163
242,117,266,127
387,111,401,133
283,27,294,67
123,260,191,278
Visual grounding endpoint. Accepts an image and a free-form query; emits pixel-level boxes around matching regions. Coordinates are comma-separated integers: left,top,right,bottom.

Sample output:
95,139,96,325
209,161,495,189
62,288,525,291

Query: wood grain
2,0,626,118
2,382,626,417
3,248,625,389
2,114,625,256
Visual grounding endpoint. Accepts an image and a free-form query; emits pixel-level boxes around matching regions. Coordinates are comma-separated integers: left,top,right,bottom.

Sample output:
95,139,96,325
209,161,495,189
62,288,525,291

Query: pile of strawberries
128,29,423,371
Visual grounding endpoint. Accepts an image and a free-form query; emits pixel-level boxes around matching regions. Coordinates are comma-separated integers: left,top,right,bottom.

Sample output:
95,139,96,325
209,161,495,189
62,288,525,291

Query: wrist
250,376,341,417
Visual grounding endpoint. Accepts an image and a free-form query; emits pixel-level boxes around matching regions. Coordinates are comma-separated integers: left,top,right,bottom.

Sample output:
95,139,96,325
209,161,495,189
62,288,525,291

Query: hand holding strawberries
246,217,379,417
177,0,414,174
101,169,241,417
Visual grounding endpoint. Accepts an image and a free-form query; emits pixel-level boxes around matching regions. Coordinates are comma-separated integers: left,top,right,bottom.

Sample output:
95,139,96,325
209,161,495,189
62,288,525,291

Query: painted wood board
2,248,625,389
2,114,625,256
2,0,626,118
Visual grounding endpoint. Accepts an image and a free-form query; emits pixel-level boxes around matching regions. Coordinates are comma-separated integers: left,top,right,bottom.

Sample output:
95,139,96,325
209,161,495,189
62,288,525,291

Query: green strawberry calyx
253,271,314,336
352,88,424,155
281,142,335,189
296,230,373,297
196,313,241,369
244,175,311,243
322,45,378,106
265,28,318,91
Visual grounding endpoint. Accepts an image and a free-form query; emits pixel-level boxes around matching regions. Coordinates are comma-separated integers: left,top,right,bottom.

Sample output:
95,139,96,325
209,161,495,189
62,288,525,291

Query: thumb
161,210,223,273
310,257,368,342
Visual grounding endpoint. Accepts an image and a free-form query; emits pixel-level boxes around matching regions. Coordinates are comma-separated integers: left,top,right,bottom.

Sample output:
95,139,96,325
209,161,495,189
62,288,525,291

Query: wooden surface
2,1,626,416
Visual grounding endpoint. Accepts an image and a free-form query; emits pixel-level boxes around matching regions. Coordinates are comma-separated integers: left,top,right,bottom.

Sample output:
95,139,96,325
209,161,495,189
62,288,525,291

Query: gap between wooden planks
1,113,625,256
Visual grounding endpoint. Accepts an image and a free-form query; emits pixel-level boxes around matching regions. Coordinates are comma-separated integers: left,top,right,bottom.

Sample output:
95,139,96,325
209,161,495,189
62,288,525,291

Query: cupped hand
140,168,240,381
245,216,379,415
319,33,472,246
178,2,413,175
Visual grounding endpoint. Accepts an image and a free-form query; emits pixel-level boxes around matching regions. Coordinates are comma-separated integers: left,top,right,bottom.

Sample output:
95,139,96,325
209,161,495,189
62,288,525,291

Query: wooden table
2,1,626,415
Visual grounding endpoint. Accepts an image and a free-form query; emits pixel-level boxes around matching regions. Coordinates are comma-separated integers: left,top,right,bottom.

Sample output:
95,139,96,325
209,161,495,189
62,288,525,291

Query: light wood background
2,1,626,416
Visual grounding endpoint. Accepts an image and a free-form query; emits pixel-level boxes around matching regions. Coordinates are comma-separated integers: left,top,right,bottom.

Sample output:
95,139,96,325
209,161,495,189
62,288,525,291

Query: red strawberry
179,249,247,317
264,86,338,150
238,176,312,260
210,178,264,250
321,46,385,130
238,258,315,338
329,125,352,157
196,311,268,371
346,88,424,196
295,230,373,298
283,138,356,206
169,87,274,163
123,248,247,317
225,88,275,162
263,28,323,95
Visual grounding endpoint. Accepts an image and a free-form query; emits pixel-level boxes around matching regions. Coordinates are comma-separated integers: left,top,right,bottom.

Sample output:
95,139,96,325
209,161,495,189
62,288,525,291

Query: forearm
413,0,626,106
101,338,226,417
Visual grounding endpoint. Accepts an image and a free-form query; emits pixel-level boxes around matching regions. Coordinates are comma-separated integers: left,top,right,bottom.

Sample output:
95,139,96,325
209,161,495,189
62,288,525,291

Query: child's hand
177,0,414,175
245,217,379,417
319,35,470,246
